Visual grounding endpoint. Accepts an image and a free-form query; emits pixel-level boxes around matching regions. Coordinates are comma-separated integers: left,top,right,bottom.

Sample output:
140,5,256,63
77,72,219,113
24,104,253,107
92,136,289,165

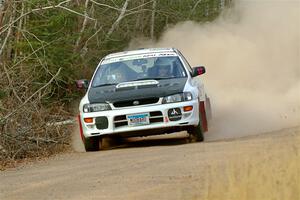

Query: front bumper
79,100,199,138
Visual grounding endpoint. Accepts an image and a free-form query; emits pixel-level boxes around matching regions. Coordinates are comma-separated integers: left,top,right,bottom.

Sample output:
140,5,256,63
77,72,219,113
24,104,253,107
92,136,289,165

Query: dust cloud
128,0,300,140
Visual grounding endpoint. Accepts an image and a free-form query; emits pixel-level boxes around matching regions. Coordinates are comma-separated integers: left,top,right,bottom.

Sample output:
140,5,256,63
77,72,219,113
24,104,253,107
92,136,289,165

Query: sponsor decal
171,109,179,115
168,108,182,121
102,53,177,64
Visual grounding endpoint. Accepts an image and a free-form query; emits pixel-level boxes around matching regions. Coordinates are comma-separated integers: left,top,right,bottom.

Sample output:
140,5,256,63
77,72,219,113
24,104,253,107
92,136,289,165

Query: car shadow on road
104,133,190,150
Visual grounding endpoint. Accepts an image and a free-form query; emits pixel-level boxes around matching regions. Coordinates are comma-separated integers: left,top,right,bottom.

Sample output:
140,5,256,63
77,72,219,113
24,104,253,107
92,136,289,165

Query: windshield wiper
134,78,157,81
134,77,177,81
93,83,117,88
155,76,178,80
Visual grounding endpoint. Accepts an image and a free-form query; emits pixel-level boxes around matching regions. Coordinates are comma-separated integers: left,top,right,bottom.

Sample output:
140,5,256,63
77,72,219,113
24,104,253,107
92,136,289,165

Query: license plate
127,113,150,126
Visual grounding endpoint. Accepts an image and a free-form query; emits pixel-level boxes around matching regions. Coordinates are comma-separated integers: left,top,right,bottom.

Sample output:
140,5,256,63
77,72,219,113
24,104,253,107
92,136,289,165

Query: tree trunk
150,0,156,40
75,0,90,51
106,0,130,39
0,0,5,28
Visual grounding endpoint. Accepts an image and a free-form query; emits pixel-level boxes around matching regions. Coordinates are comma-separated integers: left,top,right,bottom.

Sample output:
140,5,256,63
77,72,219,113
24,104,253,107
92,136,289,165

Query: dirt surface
1,127,299,200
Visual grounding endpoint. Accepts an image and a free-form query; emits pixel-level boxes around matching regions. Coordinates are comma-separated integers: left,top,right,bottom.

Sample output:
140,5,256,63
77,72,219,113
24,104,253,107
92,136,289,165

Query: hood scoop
116,80,159,91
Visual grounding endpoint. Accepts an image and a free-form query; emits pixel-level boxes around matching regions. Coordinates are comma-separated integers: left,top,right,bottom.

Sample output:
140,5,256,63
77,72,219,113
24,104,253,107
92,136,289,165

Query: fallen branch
46,119,76,126
27,136,69,145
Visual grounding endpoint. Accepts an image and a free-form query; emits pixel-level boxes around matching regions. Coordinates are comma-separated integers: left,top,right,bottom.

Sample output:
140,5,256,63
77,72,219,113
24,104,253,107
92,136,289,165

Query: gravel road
1,127,299,200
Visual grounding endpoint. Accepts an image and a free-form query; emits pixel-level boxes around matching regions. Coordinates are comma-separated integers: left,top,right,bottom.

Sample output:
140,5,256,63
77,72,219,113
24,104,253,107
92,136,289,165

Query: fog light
87,125,94,129
183,106,193,112
84,117,93,123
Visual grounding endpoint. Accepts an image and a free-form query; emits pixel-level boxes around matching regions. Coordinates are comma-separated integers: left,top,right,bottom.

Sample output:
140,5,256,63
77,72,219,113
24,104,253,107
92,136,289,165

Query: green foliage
13,3,82,102
0,90,6,100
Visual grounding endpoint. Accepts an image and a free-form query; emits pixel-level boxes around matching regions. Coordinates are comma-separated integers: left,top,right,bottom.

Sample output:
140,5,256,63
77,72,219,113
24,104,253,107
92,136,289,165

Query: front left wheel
188,121,204,142
188,101,207,142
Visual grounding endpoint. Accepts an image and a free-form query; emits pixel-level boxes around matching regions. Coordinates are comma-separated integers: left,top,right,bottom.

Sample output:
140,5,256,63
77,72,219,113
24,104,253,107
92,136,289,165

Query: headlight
162,92,193,104
83,103,111,113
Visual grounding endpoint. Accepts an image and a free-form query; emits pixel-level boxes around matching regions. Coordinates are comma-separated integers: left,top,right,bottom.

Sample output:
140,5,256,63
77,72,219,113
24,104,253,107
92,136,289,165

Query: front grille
114,111,163,128
113,98,159,108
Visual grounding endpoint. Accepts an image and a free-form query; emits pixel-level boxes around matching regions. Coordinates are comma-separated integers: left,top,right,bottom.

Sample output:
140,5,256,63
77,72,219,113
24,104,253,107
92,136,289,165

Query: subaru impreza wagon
77,48,211,151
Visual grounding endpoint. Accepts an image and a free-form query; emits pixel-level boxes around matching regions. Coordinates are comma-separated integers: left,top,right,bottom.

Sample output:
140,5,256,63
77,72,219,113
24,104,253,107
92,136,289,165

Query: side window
177,51,193,75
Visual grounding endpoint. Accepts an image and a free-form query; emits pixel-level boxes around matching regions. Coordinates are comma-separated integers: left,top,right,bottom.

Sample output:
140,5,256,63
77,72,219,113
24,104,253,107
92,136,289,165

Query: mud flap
205,96,212,121
199,101,208,132
77,114,84,141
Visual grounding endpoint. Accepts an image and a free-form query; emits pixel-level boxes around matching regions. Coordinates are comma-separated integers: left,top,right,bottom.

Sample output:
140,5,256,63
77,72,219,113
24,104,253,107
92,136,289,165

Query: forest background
0,0,231,168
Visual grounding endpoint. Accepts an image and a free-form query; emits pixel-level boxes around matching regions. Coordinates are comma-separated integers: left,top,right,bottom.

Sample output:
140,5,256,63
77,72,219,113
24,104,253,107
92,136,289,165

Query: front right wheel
83,136,101,151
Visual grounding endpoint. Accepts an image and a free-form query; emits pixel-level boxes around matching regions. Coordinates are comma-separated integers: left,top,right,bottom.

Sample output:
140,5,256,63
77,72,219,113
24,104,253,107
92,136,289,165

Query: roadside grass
204,132,300,200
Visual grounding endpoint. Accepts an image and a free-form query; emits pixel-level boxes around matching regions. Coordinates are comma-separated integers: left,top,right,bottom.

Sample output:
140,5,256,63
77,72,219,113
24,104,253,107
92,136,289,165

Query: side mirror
76,79,89,89
192,66,206,77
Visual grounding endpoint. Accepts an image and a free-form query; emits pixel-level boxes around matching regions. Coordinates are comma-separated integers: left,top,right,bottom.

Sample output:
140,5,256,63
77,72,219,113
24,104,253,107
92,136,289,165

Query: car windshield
91,56,187,87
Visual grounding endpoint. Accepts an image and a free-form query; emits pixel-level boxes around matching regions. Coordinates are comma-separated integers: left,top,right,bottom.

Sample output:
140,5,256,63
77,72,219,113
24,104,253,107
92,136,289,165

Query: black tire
188,114,204,142
83,136,101,151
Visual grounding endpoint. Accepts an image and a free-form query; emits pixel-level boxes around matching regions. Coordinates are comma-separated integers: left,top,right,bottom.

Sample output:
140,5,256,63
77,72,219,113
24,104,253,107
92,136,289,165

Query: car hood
88,78,187,103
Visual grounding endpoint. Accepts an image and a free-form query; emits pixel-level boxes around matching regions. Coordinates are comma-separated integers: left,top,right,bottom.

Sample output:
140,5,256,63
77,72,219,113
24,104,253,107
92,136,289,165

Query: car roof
104,48,178,59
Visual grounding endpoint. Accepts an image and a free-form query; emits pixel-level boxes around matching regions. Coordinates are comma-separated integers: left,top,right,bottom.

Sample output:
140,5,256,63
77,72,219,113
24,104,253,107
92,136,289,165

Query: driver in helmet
108,62,129,83
112,71,126,82
157,64,171,77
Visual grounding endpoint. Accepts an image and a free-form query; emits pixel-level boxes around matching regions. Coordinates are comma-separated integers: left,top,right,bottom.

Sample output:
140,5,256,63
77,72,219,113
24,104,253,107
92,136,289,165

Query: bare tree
75,0,90,51
0,0,95,36
0,0,5,27
150,0,156,39
106,0,130,39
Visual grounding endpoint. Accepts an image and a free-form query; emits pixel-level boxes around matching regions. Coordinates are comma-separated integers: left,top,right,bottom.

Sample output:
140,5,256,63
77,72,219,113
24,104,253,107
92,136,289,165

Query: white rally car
77,48,211,151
